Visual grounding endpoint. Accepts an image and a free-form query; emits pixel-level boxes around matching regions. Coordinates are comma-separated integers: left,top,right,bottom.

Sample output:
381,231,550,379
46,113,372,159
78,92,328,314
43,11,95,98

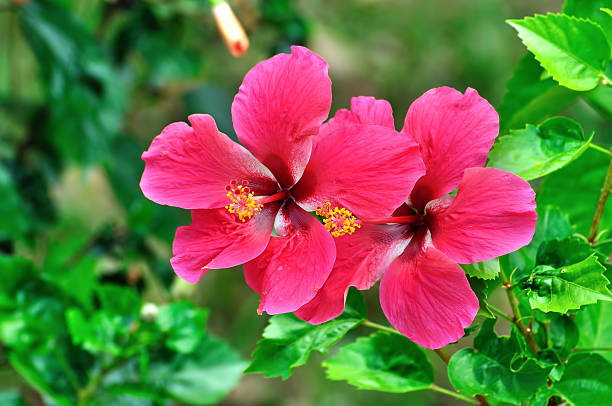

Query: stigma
225,180,263,222
316,201,361,237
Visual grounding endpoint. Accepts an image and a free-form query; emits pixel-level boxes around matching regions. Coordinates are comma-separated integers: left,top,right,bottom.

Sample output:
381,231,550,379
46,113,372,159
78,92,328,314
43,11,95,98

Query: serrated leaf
498,52,578,132
448,319,548,404
508,13,610,91
536,236,594,267
246,289,365,379
467,276,495,319
523,255,612,313
461,258,500,280
321,332,433,393
574,301,612,362
538,148,612,235
488,117,591,181
549,354,612,406
564,0,612,49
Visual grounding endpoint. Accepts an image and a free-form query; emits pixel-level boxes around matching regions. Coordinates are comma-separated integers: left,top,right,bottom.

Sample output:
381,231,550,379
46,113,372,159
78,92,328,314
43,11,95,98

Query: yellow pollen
225,182,263,222
316,201,361,237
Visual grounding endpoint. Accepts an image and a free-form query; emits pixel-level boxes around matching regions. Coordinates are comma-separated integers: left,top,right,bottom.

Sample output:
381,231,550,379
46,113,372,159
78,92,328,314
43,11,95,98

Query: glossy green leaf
246,289,366,379
467,276,495,318
574,301,612,362
156,302,209,354
564,0,612,49
488,117,591,181
507,13,610,91
322,332,433,393
448,319,548,404
536,236,594,267
538,148,612,235
461,258,500,280
550,354,612,405
65,308,129,355
523,255,612,313
548,315,579,359
498,52,578,132
149,336,246,405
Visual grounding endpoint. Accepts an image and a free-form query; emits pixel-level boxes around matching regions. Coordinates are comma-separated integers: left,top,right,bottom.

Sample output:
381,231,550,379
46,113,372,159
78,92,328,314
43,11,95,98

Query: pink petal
170,203,280,283
427,167,537,264
292,122,425,219
243,201,336,314
295,223,411,324
402,87,499,208
231,46,332,187
141,114,278,210
380,243,479,349
324,96,395,132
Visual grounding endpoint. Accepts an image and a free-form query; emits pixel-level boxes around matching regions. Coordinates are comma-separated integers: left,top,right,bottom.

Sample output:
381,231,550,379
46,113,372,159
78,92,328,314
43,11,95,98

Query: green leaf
564,0,612,49
548,315,579,359
536,236,595,267
246,289,366,379
156,302,209,354
467,276,495,318
498,52,578,132
97,285,141,316
522,255,612,313
488,117,591,181
461,258,500,280
507,13,610,91
149,336,246,405
550,354,612,406
574,301,612,362
538,148,612,235
322,332,433,393
448,319,548,404
65,308,129,355
584,86,612,121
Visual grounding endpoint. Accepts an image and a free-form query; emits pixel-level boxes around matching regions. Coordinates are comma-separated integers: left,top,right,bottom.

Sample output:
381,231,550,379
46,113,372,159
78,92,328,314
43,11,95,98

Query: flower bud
140,302,159,322
212,1,249,57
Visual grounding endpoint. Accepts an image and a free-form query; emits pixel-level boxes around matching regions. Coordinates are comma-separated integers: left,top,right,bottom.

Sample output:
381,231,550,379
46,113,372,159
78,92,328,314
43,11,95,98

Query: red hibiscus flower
296,87,537,349
140,46,425,315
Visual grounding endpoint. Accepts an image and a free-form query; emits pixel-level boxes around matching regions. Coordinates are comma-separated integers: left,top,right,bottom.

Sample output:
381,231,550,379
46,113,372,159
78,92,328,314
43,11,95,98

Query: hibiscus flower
296,87,537,349
140,46,425,315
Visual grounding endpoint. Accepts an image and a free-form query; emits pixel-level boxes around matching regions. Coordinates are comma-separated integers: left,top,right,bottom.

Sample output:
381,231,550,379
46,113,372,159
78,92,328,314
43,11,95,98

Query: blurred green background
4,0,608,405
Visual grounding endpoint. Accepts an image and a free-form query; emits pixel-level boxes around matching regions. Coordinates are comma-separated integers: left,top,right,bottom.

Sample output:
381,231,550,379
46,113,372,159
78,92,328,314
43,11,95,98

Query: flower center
225,180,263,222
316,201,361,237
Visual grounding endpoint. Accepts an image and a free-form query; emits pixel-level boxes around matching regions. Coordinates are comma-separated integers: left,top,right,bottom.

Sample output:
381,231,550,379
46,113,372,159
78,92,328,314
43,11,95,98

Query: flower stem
588,150,612,243
430,385,479,405
434,348,451,364
361,319,402,335
499,268,539,354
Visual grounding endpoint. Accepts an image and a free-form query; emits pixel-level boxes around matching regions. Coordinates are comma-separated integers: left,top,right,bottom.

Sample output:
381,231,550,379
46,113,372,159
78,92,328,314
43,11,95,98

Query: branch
588,149,612,243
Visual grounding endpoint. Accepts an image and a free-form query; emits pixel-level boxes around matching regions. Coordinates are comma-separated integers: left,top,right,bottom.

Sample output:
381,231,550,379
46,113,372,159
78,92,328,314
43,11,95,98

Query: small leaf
488,117,591,181
523,255,612,313
322,332,433,393
149,336,247,405
507,13,610,91
461,258,500,280
246,289,365,379
498,52,577,132
156,302,209,354
467,276,495,319
448,319,548,404
550,353,612,406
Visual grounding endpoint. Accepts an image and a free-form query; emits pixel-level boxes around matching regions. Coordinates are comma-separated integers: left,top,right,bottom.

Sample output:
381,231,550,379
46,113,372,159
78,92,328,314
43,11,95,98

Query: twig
588,150,612,243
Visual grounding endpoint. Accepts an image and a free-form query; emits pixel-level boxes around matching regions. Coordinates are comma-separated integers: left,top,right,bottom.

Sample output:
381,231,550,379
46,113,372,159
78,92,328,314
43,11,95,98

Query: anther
225,180,263,222
316,201,361,237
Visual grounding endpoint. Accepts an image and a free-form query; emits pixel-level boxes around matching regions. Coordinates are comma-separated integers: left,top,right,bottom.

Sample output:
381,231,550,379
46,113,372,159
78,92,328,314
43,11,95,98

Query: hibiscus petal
244,201,336,314
295,224,411,324
379,243,479,349
141,114,278,210
427,167,537,264
232,46,332,187
402,87,499,208
292,122,425,219
170,203,280,283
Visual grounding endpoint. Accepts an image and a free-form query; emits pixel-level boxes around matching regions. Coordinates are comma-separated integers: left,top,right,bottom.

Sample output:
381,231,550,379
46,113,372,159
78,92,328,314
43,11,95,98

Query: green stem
499,267,540,354
589,143,612,156
434,348,451,364
487,304,514,322
362,320,403,336
430,385,479,405
588,151,612,243
572,347,612,353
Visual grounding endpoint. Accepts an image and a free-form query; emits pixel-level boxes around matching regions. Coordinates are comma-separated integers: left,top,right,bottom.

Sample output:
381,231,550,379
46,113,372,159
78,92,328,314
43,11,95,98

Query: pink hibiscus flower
296,87,537,349
139,46,425,315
